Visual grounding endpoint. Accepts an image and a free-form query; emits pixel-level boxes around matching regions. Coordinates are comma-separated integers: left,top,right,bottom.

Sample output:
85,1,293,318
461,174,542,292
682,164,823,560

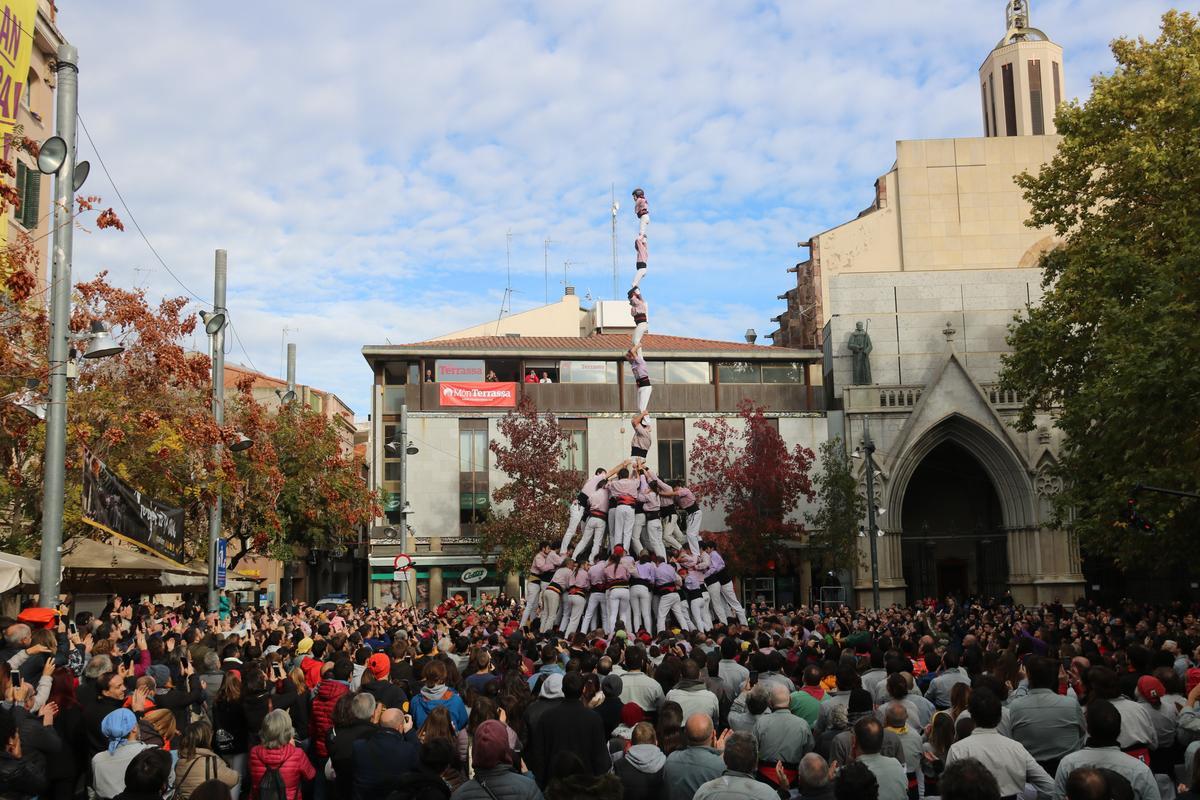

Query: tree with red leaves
478,397,581,574
688,400,815,574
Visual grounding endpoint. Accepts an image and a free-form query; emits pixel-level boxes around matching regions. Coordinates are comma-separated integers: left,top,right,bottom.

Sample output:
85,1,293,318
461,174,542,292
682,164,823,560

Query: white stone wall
827,267,1043,395
399,411,830,541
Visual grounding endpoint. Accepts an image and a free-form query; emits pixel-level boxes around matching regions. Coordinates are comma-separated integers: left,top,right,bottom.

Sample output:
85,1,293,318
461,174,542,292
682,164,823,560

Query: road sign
216,539,227,589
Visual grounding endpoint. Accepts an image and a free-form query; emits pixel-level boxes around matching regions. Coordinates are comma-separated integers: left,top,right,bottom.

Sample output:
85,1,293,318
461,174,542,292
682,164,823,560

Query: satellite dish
37,136,67,174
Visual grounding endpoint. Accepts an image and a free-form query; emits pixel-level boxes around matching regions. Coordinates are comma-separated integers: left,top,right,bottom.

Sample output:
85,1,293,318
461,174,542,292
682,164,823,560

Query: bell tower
978,1,1065,137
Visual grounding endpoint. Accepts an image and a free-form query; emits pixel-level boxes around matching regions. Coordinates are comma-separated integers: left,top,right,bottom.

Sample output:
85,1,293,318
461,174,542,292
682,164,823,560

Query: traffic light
1126,497,1155,533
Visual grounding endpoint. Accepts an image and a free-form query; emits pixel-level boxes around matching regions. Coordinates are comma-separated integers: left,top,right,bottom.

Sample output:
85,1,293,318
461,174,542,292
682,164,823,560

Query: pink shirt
628,353,648,380
635,197,648,218
631,420,652,451
673,487,696,509
570,568,591,590
607,477,639,500
587,562,608,585
581,473,605,494
585,484,610,510
603,561,630,584
629,291,647,317
550,566,573,586
532,551,558,574
635,561,658,582
654,562,680,588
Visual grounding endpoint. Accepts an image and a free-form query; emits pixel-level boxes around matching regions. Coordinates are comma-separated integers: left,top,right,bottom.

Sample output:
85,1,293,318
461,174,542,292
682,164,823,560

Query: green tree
1000,11,1200,567
805,437,864,574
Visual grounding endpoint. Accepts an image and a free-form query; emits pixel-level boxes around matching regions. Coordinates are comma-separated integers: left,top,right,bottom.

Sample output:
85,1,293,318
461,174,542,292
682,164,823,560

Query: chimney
564,286,575,296
744,328,758,344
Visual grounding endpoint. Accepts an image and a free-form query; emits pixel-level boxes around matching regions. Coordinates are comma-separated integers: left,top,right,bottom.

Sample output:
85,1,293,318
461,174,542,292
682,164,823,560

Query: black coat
82,695,124,757
613,754,664,800
363,679,408,710
0,750,47,800
597,696,623,736
328,721,377,800
528,699,609,788
354,728,422,800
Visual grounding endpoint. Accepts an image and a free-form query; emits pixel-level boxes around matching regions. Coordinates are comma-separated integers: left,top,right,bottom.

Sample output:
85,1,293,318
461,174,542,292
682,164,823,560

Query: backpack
258,765,288,800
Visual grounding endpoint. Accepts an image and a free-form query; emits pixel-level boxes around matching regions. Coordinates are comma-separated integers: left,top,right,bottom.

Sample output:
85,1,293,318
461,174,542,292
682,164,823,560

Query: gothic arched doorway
900,440,1008,603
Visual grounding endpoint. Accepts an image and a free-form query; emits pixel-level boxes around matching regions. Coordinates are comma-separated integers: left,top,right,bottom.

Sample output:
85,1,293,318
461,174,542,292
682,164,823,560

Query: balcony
386,380,822,414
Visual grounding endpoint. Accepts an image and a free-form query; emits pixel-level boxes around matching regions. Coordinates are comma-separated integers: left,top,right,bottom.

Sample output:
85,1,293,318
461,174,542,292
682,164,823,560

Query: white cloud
59,0,1178,413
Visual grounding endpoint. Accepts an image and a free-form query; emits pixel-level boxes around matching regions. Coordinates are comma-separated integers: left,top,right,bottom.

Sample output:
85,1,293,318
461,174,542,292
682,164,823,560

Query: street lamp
853,431,882,610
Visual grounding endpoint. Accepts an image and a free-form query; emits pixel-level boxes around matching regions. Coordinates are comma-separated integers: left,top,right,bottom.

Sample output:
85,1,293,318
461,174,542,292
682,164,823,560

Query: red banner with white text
438,381,517,407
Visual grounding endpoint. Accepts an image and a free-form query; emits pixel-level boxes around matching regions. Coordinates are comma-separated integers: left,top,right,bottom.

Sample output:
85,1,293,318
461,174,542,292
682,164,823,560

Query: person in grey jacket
451,720,542,800
664,714,729,800
693,731,778,800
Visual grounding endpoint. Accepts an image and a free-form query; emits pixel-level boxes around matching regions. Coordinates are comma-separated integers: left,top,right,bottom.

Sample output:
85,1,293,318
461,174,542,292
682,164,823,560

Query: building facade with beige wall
8,0,66,287
771,2,1084,607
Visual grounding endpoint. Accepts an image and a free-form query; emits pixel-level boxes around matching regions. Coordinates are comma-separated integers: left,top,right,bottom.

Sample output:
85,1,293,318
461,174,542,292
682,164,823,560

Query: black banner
81,450,187,566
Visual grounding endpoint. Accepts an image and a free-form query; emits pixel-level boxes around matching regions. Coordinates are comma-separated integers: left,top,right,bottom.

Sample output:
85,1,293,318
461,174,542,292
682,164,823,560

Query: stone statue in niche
848,321,873,385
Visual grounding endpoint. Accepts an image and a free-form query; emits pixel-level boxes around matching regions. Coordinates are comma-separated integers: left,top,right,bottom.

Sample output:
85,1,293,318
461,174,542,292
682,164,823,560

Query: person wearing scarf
91,708,156,800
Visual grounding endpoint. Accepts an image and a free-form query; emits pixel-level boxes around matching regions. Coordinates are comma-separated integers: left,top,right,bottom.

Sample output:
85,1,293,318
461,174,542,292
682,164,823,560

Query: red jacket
309,680,349,758
249,743,315,800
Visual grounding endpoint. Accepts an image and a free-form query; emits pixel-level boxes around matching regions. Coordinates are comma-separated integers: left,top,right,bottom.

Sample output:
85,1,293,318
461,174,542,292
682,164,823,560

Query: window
459,419,489,533
560,360,617,383
384,362,418,385
1052,62,1062,108
657,418,686,483
384,462,402,481
621,360,665,384
14,161,39,230
717,362,760,383
1001,63,1017,136
1028,59,1044,135
665,362,710,384
762,362,804,384
981,83,989,137
560,419,587,473
22,69,32,109
988,74,998,137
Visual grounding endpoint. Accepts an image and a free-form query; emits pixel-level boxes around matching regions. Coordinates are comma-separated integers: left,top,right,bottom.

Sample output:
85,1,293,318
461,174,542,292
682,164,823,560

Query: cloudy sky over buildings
63,0,1175,413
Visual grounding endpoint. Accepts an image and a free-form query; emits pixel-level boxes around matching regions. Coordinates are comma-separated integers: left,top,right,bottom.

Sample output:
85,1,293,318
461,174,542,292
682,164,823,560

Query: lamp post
385,403,417,605
862,432,881,610
205,250,228,613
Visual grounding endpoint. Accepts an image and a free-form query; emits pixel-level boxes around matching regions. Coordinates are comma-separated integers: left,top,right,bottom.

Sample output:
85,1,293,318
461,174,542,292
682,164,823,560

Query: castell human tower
771,0,1086,607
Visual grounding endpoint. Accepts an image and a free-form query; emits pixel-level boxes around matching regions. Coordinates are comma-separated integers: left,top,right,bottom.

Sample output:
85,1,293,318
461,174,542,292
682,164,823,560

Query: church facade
770,1,1086,606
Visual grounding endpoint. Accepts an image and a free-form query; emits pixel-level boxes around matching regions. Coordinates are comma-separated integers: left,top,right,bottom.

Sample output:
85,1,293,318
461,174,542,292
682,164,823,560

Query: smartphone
180,656,189,669
748,670,759,687
68,621,77,634
122,652,135,667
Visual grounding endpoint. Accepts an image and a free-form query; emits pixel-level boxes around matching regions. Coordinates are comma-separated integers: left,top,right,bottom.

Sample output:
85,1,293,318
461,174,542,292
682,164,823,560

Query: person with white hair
249,709,315,800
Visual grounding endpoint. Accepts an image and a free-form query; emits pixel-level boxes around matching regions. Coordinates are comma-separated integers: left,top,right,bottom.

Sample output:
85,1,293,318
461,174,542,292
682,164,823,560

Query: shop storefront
367,555,511,609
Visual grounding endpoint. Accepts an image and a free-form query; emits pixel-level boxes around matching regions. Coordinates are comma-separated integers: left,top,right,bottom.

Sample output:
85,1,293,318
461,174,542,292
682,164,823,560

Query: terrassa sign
439,381,517,407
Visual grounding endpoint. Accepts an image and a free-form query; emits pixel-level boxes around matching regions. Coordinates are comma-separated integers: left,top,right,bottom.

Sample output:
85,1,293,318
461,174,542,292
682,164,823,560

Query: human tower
519,189,748,638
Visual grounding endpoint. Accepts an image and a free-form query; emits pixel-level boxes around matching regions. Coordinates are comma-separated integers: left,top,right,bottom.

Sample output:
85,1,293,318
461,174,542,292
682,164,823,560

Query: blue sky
61,1,1176,415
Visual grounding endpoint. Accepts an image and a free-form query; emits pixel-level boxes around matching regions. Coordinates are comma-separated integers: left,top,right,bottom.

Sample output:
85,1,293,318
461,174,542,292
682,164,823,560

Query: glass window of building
559,419,587,473
717,362,760,383
1001,63,1017,136
657,418,686,482
1027,59,1044,135
459,419,489,533
560,360,617,383
620,360,665,384
665,361,710,384
1052,62,1062,107
761,362,803,383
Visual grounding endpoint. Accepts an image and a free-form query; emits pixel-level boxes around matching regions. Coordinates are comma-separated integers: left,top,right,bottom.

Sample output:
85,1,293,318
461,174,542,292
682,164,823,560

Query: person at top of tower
632,187,649,289
627,346,652,414
629,287,648,348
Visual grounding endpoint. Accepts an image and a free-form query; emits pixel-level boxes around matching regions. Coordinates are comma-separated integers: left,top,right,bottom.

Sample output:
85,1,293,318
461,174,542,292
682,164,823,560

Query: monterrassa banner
439,381,517,407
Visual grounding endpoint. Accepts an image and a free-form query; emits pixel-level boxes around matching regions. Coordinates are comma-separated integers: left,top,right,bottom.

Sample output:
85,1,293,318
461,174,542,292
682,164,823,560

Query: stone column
1032,527,1087,604
798,557,813,607
429,567,444,605
505,571,521,601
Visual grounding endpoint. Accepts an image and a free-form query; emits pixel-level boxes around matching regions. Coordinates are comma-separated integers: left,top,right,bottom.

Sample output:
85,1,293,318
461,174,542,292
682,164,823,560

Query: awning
161,566,263,591
0,551,41,593
62,538,205,576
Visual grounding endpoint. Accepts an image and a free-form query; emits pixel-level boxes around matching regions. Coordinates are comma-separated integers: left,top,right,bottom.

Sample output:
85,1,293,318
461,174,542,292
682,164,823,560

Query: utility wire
78,113,265,376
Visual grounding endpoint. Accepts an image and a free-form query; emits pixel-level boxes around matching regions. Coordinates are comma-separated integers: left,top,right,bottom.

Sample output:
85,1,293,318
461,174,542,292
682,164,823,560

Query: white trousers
706,581,729,624
644,517,667,559
656,591,691,632
560,501,585,553
636,385,652,413
581,590,607,633
605,587,632,636
662,514,685,550
631,513,647,555
632,263,647,289
540,589,561,632
689,592,713,632
632,321,647,347
562,593,587,636
519,580,542,627
630,584,653,633
684,509,703,554
612,505,635,551
721,580,748,625
573,517,606,561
